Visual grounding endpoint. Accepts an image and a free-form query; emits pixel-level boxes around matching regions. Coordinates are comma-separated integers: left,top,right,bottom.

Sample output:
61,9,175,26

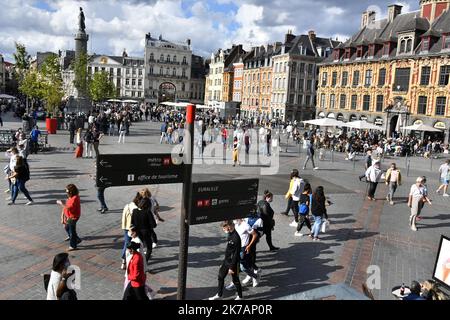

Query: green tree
72,53,89,97
19,70,43,109
13,42,31,83
89,71,116,102
40,55,64,117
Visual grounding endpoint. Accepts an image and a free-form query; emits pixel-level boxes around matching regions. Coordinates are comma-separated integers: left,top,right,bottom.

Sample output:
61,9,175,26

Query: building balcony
155,60,180,65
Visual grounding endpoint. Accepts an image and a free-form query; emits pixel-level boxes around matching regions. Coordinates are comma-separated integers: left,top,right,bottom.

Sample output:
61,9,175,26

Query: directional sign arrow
99,160,109,167
99,176,108,183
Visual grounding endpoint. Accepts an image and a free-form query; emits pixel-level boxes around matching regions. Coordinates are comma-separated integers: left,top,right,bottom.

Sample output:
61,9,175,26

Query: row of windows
321,93,448,116
291,62,314,75
148,66,187,77
90,66,144,77
321,65,450,90
243,85,271,94
124,91,143,98
125,79,143,86
244,73,272,82
148,53,187,64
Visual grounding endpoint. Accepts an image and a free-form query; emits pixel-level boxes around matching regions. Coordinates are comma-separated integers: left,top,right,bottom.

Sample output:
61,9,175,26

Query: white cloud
0,0,421,62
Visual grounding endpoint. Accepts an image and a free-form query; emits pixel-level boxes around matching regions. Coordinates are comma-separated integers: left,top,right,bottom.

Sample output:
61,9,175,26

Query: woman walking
122,242,148,300
74,128,83,158
118,121,126,144
232,136,240,166
295,183,312,237
121,193,141,270
288,169,304,228
140,188,163,249
385,163,402,205
57,184,82,251
256,190,279,251
310,186,328,241
131,197,155,265
408,177,431,231
7,155,33,205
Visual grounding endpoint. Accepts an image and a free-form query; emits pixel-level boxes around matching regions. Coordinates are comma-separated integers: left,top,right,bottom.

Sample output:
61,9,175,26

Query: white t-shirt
439,164,449,179
235,221,253,247
409,184,423,199
46,270,62,300
290,178,305,201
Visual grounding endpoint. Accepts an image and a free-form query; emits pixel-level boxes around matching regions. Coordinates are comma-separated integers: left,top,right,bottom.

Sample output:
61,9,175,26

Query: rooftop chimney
361,10,376,28
308,30,316,41
388,4,402,22
285,30,295,44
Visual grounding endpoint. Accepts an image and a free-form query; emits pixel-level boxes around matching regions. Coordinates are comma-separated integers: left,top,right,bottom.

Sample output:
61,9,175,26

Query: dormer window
422,37,430,51
344,48,351,60
398,35,414,55
383,43,390,56
444,34,450,50
356,47,363,58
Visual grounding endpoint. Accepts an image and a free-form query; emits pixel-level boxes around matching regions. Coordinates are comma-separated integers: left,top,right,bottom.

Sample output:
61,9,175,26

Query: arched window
160,67,163,75
182,83,185,91
149,53,154,61
166,55,170,62
400,40,406,53
166,67,170,75
173,55,177,62
160,54,164,61
173,68,176,76
183,56,187,64
406,39,412,52
182,69,186,77
149,66,153,74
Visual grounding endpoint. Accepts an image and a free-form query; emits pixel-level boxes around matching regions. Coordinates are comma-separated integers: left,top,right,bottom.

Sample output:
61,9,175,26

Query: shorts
441,178,449,185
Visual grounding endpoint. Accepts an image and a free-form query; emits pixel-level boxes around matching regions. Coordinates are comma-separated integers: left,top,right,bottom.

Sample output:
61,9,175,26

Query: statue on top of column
78,7,86,32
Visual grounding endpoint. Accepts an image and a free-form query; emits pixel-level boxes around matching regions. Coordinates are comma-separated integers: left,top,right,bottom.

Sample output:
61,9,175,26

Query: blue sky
0,0,420,62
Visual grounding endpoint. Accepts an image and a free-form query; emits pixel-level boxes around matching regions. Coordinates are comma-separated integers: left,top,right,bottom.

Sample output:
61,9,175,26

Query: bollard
407,160,411,177
430,157,433,171
405,154,408,168
353,155,356,171
331,149,334,163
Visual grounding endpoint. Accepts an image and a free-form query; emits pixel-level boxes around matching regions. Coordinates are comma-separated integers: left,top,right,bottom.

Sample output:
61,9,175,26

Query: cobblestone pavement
0,113,448,300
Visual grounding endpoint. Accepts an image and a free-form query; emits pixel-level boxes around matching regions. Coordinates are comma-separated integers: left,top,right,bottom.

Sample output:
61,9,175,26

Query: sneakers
289,221,298,227
252,277,259,287
25,201,33,206
152,243,157,249
294,232,304,237
444,193,449,197
313,167,319,170
269,246,280,251
67,247,77,252
64,237,70,241
242,275,252,285
411,226,418,231
225,282,236,291
389,201,394,205
208,293,221,300
4,189,10,193
101,208,108,214
234,295,243,300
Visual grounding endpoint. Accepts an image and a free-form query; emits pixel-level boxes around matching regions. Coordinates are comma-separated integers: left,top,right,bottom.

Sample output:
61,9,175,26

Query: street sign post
190,179,259,225
96,153,184,188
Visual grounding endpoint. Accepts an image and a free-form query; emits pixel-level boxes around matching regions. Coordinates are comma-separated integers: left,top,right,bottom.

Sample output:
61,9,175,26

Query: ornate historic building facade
317,1,450,142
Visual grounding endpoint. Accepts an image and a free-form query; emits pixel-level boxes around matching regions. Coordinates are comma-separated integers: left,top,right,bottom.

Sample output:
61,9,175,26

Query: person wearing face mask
209,220,243,300
46,253,70,300
257,190,279,251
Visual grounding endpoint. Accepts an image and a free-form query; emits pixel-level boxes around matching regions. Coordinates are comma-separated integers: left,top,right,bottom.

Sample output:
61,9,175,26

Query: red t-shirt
127,252,146,288
64,195,81,221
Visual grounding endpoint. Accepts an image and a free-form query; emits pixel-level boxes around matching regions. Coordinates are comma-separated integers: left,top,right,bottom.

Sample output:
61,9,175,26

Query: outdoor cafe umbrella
122,99,139,104
401,123,443,132
107,99,121,103
0,94,16,99
302,118,345,127
342,120,384,131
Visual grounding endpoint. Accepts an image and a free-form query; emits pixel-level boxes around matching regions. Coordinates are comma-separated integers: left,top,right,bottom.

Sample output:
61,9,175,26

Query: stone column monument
69,7,91,113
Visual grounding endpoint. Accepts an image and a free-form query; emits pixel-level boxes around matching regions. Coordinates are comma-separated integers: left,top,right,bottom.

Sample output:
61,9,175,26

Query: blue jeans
11,179,33,203
240,247,257,279
311,215,323,238
65,219,80,249
97,187,107,209
121,230,131,260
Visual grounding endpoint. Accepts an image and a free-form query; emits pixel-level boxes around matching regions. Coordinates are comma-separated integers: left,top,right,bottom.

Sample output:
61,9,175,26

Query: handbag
321,219,330,233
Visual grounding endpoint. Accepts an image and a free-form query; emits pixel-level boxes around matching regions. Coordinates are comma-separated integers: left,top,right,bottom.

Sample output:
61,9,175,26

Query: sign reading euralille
190,179,259,225
96,154,185,188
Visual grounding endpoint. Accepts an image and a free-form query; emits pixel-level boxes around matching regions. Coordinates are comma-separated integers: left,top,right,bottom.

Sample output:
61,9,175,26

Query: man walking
209,221,243,300
365,160,382,201
436,159,450,197
303,135,318,170
29,126,41,154
359,150,372,181
385,163,401,205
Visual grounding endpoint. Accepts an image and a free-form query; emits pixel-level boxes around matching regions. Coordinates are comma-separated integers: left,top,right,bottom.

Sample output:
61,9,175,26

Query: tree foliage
72,53,89,97
39,55,64,116
89,71,116,102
